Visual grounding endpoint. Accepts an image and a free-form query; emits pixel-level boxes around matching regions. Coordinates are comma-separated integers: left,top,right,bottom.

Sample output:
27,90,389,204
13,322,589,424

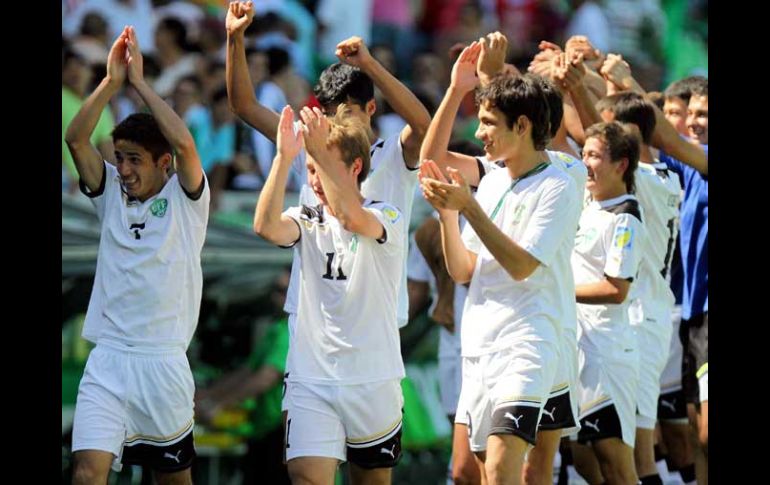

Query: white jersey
81,161,210,350
631,161,681,307
572,194,645,359
283,200,407,384
460,163,579,357
547,150,587,199
284,135,418,328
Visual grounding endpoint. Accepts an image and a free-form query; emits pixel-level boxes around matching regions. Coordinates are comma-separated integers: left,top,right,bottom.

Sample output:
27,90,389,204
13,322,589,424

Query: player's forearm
650,105,708,175
438,211,474,284
226,33,279,141
567,83,602,130
575,280,628,304
462,200,539,281
65,77,120,147
254,155,292,238
315,160,368,233
562,98,587,146
583,67,607,99
420,87,465,165
132,79,196,158
361,58,431,137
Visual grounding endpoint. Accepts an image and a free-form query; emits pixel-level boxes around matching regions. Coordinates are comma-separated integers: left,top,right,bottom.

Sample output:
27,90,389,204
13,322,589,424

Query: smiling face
686,94,708,144
114,139,170,201
582,135,628,200
474,101,520,161
663,96,688,136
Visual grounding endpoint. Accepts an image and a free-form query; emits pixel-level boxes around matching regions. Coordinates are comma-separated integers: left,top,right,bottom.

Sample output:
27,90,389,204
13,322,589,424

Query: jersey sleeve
79,160,116,222
604,213,645,281
366,202,406,251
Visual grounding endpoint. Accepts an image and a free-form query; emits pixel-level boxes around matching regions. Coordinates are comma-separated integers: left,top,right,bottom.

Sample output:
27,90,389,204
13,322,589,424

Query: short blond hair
327,116,372,186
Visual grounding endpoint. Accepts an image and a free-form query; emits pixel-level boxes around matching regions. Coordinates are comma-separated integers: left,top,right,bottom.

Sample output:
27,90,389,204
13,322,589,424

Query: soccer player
65,26,209,484
420,42,580,484
570,121,644,485
254,105,407,484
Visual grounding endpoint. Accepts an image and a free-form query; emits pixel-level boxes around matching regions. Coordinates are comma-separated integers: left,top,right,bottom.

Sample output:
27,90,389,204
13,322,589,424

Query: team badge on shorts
151,198,168,217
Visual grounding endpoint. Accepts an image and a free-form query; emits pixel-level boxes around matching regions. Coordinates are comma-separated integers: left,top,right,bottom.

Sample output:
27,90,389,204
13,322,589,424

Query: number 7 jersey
282,200,407,385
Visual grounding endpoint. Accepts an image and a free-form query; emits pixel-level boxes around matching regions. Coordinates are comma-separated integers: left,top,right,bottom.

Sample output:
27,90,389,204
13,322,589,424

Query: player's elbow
608,285,629,304
336,209,361,234
448,266,472,285
64,125,88,147
253,217,274,241
510,259,539,281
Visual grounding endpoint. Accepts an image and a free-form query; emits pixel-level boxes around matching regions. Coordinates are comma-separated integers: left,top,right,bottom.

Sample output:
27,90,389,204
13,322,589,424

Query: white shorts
576,346,639,447
629,298,673,429
540,330,580,437
284,379,403,467
281,313,298,413
438,353,462,417
457,339,558,452
699,371,708,403
72,342,195,472
659,305,683,395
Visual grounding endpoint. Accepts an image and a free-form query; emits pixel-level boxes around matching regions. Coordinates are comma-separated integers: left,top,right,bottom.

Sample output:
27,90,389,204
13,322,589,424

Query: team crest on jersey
150,198,168,217
575,227,598,248
512,203,527,225
613,226,633,249
383,206,400,223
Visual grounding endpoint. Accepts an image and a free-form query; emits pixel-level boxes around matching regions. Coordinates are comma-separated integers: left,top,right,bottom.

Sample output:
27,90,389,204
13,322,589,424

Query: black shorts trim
122,429,195,473
346,424,402,469
489,404,540,445
577,404,623,444
538,390,577,431
657,389,687,421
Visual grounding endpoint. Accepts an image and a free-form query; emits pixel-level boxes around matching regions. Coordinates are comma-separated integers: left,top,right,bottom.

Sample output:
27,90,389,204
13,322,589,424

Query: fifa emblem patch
383,206,400,223
556,152,578,168
614,226,633,249
150,198,168,217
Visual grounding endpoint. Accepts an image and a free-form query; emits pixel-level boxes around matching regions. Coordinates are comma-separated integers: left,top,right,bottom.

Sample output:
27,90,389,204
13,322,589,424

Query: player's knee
697,425,708,452
287,467,317,485
452,460,480,485
484,455,515,485
599,461,636,485
522,459,550,485
72,459,109,485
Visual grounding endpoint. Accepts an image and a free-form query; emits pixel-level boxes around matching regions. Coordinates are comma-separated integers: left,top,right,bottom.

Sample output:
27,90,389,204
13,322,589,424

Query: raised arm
556,52,602,132
64,30,128,191
335,36,431,167
253,106,302,245
300,107,384,239
600,55,708,175
420,42,482,184
125,26,204,193
225,0,280,142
